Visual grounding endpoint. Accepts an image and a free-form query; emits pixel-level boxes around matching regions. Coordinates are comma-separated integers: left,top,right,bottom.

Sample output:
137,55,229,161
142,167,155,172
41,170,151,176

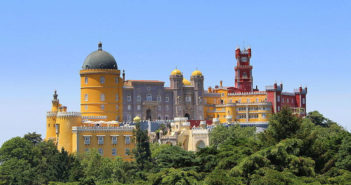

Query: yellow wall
56,113,82,153
80,69,123,121
75,130,135,161
204,89,272,123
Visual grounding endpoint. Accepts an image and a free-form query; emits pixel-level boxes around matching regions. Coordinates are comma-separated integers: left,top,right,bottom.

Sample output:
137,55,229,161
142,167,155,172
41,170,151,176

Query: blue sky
0,0,350,145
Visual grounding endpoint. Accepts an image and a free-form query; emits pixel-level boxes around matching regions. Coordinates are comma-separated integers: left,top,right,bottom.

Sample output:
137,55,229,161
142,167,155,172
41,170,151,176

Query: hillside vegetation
1,107,351,185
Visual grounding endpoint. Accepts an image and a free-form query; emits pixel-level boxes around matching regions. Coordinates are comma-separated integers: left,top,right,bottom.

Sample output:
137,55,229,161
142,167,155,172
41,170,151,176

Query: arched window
100,94,105,101
85,76,88,84
84,94,88,101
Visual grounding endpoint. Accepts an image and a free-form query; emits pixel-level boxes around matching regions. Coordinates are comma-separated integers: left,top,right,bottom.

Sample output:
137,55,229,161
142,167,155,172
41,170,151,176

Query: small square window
84,136,91,145
111,136,117,144
112,148,117,156
125,136,131,144
98,136,104,145
98,148,103,155
100,76,105,84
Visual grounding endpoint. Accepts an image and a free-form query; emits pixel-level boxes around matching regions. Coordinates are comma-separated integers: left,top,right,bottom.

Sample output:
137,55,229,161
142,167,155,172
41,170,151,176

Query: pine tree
134,122,152,170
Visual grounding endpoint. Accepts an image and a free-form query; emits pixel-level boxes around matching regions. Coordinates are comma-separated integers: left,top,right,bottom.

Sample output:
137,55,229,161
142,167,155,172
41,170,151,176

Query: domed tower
191,70,204,120
80,42,123,121
170,69,184,117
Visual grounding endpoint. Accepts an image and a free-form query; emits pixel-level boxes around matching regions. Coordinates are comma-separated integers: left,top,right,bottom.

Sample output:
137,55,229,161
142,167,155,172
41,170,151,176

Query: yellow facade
204,86,272,124
80,69,123,121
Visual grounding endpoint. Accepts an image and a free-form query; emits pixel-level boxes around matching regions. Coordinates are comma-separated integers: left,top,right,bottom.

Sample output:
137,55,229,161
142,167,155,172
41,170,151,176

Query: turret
46,90,60,141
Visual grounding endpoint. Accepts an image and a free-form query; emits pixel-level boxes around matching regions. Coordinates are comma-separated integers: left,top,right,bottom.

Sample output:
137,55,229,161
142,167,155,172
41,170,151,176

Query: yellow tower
56,110,82,153
80,42,123,121
46,90,60,141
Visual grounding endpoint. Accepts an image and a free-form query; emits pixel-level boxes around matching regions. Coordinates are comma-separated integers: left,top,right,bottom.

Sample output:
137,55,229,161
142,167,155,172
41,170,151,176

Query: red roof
188,120,212,128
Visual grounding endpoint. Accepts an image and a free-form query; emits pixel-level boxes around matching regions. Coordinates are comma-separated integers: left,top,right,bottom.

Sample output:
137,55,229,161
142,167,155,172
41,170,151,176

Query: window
85,105,88,111
127,114,131,121
127,95,132,102
282,98,285,103
137,105,141,111
98,148,103,155
85,76,88,84
85,148,89,153
221,93,224,97
98,136,104,145
262,114,266,118
237,114,246,119
101,104,104,110
125,136,131,144
157,96,161,102
277,96,280,102
238,98,241,103
256,98,259,103
247,98,250,103
146,94,152,101
165,96,169,102
116,105,119,110
277,106,281,111
166,105,169,111
137,95,141,102
115,77,119,84
287,98,290,103
84,94,88,101
125,148,130,155
158,105,162,111
128,105,131,111
158,114,161,120
147,87,151,91
185,96,191,102
84,136,91,145
165,115,169,120
302,98,306,104
116,94,119,101
100,94,105,101
111,136,117,144
249,114,259,118
100,76,105,84
112,148,117,156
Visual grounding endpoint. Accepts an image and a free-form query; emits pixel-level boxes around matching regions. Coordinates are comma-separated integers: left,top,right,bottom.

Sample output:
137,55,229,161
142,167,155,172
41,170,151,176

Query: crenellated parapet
57,112,81,118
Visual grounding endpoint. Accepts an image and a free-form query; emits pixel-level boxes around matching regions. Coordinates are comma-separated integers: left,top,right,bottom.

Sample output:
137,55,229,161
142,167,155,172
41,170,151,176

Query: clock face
241,57,248,62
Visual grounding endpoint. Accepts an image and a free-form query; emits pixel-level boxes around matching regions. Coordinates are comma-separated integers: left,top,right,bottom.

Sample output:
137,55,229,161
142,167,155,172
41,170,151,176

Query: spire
53,90,58,100
98,42,102,51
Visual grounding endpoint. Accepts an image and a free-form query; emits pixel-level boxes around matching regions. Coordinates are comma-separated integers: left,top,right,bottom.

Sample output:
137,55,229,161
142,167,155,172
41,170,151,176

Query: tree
260,106,302,144
134,122,152,170
149,168,200,185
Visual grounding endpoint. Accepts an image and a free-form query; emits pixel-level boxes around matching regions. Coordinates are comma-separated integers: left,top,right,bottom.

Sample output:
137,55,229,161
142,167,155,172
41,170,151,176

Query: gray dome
82,43,118,70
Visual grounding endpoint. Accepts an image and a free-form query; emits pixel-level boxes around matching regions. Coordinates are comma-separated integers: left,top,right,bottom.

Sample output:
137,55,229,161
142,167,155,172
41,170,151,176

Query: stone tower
235,46,253,92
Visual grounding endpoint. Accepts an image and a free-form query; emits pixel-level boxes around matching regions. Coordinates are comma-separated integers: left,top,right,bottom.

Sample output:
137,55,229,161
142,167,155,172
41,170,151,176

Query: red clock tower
234,47,253,92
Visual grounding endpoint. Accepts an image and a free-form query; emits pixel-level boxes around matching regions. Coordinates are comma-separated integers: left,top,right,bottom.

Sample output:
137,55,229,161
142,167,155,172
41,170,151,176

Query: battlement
72,126,135,132
57,112,81,118
47,111,57,117
228,91,266,96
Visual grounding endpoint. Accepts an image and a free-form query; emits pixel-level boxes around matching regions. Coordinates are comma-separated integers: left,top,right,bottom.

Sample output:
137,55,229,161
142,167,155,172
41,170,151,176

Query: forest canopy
1,108,351,185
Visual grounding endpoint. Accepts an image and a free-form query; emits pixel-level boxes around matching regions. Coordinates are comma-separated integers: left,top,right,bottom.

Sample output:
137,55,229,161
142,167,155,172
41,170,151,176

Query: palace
45,42,307,158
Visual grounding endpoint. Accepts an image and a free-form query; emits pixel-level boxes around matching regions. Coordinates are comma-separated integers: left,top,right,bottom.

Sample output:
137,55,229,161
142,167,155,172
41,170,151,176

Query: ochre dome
183,78,191,86
191,70,203,76
133,116,141,123
171,69,182,75
82,42,118,70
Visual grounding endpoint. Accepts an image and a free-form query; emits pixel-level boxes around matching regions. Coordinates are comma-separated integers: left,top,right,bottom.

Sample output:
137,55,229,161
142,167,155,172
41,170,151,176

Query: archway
184,113,190,120
146,109,152,120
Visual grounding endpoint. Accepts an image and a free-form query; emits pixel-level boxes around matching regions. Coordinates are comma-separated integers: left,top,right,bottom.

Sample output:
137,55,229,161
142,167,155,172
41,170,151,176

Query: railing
227,91,266,96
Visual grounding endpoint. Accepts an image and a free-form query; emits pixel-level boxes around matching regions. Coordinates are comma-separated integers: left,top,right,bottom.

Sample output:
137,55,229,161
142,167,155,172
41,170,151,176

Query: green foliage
134,122,152,170
148,168,201,185
1,110,351,184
